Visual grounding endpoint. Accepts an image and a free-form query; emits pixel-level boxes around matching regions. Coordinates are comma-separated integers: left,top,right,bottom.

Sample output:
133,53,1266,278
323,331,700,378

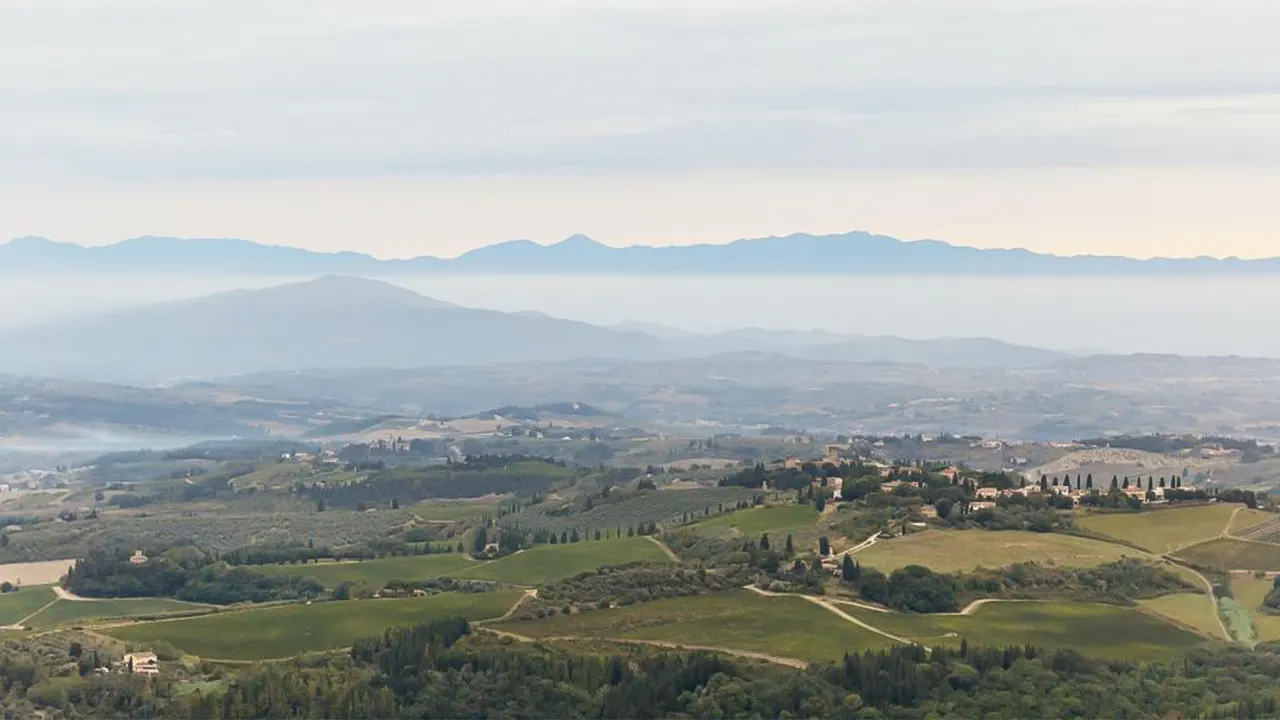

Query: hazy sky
3,0,1279,259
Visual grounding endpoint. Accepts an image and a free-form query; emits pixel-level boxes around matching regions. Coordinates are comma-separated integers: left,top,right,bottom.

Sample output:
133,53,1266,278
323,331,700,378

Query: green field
695,504,820,536
453,538,669,585
1229,574,1280,643
855,530,1143,573
1077,504,1243,554
109,590,524,660
257,553,478,588
1138,593,1224,640
1174,538,1280,572
838,600,1207,661
500,590,895,662
27,598,213,629
0,586,56,625
413,501,500,522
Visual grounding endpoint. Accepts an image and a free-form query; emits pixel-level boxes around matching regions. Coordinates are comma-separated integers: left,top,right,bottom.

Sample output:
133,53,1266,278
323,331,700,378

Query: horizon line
4,231,1278,264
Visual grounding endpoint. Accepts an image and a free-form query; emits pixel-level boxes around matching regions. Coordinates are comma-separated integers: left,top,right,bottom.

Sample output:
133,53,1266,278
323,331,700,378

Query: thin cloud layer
4,0,1280,182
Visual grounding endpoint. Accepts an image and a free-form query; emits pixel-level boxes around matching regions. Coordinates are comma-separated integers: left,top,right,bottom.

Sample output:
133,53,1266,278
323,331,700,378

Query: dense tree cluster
522,562,732,617
1263,576,1280,613
854,565,960,613
65,549,322,605
959,558,1197,605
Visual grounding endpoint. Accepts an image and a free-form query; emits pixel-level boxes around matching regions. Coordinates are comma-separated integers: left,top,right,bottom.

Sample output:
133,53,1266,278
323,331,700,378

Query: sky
2,0,1279,260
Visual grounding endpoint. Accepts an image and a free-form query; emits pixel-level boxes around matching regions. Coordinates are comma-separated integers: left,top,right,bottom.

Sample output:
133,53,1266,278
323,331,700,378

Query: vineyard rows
500,487,761,534
1238,517,1280,545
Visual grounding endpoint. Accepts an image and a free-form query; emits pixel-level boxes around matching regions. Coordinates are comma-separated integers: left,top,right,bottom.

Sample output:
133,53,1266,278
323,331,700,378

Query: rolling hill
4,232,1279,277
0,276,1072,381
0,276,663,381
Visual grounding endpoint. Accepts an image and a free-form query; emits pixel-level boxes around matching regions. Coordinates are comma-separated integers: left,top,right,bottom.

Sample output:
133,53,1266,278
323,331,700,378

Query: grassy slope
453,538,669,585
855,530,1145,573
1175,538,1280,572
257,553,477,587
0,586,56,625
109,590,524,660
412,501,499,522
1230,574,1280,643
500,590,894,662
695,504,820,536
27,598,212,629
839,600,1207,662
1077,504,1241,554
1138,593,1223,640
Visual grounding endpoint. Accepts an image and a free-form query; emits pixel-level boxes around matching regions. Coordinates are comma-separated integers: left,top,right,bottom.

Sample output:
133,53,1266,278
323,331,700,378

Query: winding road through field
744,585,911,644
477,625,808,669
833,532,881,559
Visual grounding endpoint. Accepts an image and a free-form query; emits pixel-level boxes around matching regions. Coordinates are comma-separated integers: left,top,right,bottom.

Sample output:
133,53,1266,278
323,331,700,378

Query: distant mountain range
0,276,1071,382
4,232,1278,276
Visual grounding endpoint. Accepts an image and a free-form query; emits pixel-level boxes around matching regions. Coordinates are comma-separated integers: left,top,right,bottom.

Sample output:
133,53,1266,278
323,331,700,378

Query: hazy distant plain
4,275,1277,358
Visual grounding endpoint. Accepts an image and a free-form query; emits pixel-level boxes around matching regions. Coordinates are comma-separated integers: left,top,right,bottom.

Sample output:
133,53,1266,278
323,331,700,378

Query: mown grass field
839,600,1208,661
695,504,820,536
1174,538,1280,572
499,590,895,662
1229,574,1280,643
855,530,1143,573
109,589,525,660
453,538,669,585
27,597,213,629
257,553,478,588
0,586,56,625
1138,592,1224,639
1077,504,1243,554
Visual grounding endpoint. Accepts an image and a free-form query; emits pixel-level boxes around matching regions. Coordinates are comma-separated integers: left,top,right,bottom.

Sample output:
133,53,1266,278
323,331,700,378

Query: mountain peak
554,234,605,248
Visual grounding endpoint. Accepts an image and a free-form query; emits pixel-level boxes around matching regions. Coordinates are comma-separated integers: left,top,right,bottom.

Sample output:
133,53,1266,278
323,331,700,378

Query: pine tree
760,533,770,551
785,534,794,556
841,554,856,582
819,536,831,556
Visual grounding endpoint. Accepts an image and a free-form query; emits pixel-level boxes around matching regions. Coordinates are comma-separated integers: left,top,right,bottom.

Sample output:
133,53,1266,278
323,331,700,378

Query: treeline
64,549,322,605
827,642,1280,717
1079,433,1274,457
720,461,885,491
222,537,459,567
